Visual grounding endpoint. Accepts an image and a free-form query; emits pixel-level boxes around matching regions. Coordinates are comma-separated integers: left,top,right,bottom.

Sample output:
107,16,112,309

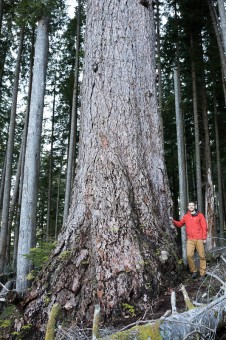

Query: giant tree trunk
21,1,179,337
16,17,49,291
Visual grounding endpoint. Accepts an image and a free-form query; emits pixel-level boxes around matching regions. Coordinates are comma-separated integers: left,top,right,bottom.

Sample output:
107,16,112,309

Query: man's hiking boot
199,274,207,281
191,272,198,280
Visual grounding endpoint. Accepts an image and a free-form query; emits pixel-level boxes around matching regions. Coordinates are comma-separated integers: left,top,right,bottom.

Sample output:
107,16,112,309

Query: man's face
188,202,195,212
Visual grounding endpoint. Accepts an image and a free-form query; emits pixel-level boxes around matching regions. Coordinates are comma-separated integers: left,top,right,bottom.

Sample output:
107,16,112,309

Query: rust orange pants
187,239,206,276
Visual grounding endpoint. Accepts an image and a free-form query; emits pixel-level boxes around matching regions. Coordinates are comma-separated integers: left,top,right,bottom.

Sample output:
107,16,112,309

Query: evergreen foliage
24,242,55,270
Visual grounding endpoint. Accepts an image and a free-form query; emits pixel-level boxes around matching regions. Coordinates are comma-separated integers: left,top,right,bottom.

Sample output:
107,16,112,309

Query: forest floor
56,251,226,339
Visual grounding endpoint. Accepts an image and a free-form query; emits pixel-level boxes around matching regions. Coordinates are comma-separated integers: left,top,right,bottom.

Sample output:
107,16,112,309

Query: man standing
172,202,207,280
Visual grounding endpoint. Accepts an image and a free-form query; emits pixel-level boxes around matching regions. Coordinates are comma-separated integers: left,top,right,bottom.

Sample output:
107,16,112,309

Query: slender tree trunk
0,159,6,224
63,0,81,225
0,26,24,273
217,0,226,54
12,28,35,269
200,81,215,251
174,67,187,264
54,168,61,241
213,92,225,246
0,0,3,35
209,0,226,104
7,98,31,264
16,17,49,291
0,12,12,111
222,68,226,106
190,34,203,212
0,47,7,105
173,0,187,264
54,151,64,241
46,84,56,242
22,2,180,335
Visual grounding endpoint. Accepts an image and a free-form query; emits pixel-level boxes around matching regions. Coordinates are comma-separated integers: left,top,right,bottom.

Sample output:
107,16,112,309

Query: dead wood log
99,294,226,339
160,294,226,339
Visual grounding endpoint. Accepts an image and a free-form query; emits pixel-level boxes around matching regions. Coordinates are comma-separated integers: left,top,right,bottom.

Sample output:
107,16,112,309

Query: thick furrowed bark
18,1,180,336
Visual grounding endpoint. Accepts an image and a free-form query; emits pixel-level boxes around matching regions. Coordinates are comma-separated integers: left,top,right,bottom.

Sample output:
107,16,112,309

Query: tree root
92,304,101,340
45,303,61,340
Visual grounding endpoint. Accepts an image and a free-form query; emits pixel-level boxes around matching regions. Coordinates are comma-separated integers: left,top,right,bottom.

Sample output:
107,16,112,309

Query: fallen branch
220,255,226,264
171,290,177,314
183,330,207,340
206,271,226,292
0,280,14,296
180,284,195,310
0,282,9,291
99,291,226,339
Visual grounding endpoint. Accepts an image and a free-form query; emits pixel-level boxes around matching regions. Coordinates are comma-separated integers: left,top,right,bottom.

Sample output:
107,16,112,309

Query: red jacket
173,211,207,240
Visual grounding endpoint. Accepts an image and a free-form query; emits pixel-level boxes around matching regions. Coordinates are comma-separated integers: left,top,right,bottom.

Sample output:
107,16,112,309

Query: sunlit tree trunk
0,26,24,273
22,2,179,335
46,83,56,242
16,17,49,291
12,28,35,269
